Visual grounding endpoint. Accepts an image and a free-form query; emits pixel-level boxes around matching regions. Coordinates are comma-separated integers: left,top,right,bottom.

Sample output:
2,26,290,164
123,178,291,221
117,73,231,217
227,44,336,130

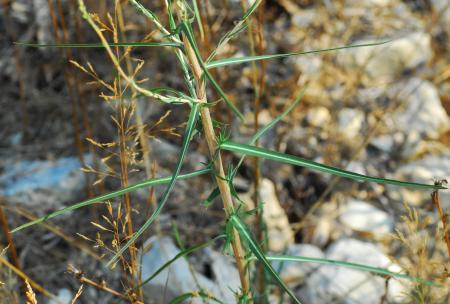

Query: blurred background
0,0,449,303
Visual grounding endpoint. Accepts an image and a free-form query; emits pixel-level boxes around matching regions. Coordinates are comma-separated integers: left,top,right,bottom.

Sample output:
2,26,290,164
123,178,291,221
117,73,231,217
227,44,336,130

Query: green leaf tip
206,40,391,69
259,255,439,287
220,141,442,190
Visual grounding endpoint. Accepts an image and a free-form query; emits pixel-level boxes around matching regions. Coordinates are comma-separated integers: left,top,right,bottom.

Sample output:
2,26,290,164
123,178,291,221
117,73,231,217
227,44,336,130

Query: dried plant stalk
182,36,251,297
431,189,450,261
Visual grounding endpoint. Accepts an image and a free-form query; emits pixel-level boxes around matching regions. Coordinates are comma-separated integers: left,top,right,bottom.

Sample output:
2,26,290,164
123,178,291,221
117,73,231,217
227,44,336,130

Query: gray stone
206,249,241,302
274,244,324,286
292,56,322,80
338,33,432,85
339,200,394,234
242,179,294,252
0,155,91,211
292,9,316,28
300,238,408,304
370,135,395,153
390,154,450,208
48,288,72,304
338,108,365,138
388,78,449,139
306,106,331,128
140,236,237,303
33,0,53,45
432,0,450,26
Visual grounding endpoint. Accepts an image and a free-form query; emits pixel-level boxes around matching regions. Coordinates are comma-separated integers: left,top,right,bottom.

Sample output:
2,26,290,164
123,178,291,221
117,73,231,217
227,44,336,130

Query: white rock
274,244,324,286
0,155,91,212
207,249,241,302
300,238,408,304
388,78,449,139
48,288,72,304
292,9,316,28
140,236,235,303
242,179,294,252
340,200,394,234
306,106,331,128
33,0,53,45
346,0,394,6
338,108,365,137
260,179,295,251
346,161,366,176
310,216,333,247
432,0,450,26
338,32,432,85
391,154,450,208
371,135,395,153
292,56,322,80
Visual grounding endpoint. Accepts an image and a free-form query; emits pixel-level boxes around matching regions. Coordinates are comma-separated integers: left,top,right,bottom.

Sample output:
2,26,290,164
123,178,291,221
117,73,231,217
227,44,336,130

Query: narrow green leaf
11,167,210,233
230,214,302,304
250,86,307,145
233,85,305,175
14,41,181,48
240,0,262,21
192,0,205,41
207,41,390,69
167,0,176,31
128,0,183,47
203,187,220,207
181,22,244,120
170,291,225,304
129,0,161,24
206,0,262,63
253,256,439,287
139,235,225,288
107,103,200,267
221,142,445,190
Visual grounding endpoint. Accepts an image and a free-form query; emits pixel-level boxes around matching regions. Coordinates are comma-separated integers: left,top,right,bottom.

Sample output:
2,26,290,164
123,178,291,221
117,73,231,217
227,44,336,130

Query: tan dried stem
431,188,450,262
0,257,59,302
68,265,131,301
182,35,251,298
78,0,190,105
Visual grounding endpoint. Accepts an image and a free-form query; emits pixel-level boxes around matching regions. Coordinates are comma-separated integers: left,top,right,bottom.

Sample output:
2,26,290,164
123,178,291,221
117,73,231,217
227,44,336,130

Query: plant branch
182,34,251,298
78,0,190,105
431,188,450,262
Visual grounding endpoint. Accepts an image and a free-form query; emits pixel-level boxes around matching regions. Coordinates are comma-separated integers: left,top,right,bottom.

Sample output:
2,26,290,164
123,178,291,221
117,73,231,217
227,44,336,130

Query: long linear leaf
15,41,181,48
230,214,302,304
251,256,438,287
181,22,244,120
221,142,445,190
107,103,200,267
138,235,225,288
250,86,307,146
206,0,262,63
205,87,307,203
192,0,204,41
231,86,307,178
11,168,211,233
207,41,390,69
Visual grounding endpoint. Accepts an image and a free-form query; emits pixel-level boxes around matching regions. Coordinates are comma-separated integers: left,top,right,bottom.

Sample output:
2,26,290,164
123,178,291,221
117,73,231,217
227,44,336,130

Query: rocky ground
0,0,449,303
